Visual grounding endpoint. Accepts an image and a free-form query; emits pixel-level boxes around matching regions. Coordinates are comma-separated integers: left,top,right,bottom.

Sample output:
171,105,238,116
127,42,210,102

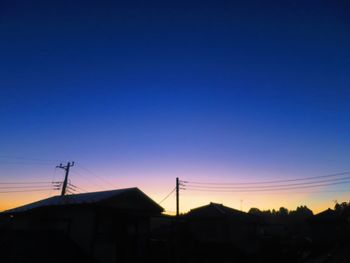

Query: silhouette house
1,187,164,263
185,202,262,254
308,208,340,247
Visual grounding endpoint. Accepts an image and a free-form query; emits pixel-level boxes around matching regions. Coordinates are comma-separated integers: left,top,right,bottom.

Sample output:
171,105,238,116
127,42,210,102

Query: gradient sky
1,0,350,213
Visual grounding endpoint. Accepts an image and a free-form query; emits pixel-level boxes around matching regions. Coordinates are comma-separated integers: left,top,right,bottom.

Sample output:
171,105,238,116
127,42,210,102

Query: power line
0,157,69,173
66,189,75,195
71,170,108,190
183,171,350,186
70,170,109,191
0,161,54,166
0,188,58,194
67,182,77,189
73,184,89,193
183,176,350,190
0,155,63,163
184,179,350,192
180,188,350,196
66,187,77,193
48,167,58,197
0,185,58,189
66,182,80,193
0,181,58,185
0,158,114,192
158,187,176,204
75,164,116,188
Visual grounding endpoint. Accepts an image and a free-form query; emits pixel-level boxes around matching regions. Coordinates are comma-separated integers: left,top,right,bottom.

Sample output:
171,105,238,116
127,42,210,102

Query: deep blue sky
1,1,350,211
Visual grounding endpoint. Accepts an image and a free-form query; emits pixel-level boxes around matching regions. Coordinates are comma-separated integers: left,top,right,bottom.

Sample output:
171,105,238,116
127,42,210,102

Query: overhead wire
75,164,116,188
0,185,58,189
0,181,57,185
0,157,91,197
74,185,89,193
158,187,176,204
66,182,79,193
0,156,60,166
184,179,350,192
182,175,350,190
48,167,59,196
183,171,350,185
0,188,58,194
0,155,64,163
0,157,114,193
70,170,109,191
0,161,54,166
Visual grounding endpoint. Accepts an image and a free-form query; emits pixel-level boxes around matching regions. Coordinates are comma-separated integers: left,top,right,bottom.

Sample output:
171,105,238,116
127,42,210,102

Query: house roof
186,202,260,223
315,208,336,218
2,187,163,214
309,208,339,223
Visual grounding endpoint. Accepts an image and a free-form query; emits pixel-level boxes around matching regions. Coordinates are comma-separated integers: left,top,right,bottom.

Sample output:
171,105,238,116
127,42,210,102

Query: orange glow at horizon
1,167,349,215
1,187,345,215
1,187,347,217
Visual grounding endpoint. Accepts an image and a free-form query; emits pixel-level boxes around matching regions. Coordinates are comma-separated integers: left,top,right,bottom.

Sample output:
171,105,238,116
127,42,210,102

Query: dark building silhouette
185,202,262,255
0,188,163,263
308,208,339,247
2,193,350,263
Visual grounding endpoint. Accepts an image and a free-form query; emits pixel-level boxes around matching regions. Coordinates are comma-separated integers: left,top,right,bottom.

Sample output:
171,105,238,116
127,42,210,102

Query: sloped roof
2,187,163,214
310,208,338,222
315,208,336,217
186,202,259,223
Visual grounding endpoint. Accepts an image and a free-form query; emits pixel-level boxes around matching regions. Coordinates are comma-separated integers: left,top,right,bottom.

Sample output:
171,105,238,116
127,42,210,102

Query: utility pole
57,161,74,196
176,177,179,217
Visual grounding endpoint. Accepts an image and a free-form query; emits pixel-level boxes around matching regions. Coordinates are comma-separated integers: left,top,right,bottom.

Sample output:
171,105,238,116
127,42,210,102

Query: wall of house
9,208,96,254
9,207,158,263
92,211,152,263
186,217,261,256
188,219,230,243
229,222,260,254
63,208,96,253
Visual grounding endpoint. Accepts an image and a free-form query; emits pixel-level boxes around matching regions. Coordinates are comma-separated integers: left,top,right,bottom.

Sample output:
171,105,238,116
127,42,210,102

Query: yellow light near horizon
149,188,346,215
1,180,349,215
0,191,59,212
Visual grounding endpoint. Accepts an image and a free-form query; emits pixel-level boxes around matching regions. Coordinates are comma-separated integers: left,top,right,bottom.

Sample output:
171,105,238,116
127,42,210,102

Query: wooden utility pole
57,161,74,196
176,177,179,217
175,177,181,263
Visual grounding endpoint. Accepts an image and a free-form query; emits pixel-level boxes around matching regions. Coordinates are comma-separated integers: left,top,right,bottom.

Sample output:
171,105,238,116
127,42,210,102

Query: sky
0,0,350,213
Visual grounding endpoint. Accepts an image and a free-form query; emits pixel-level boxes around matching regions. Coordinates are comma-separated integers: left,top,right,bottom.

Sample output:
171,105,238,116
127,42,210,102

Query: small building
185,202,262,255
1,187,164,263
307,208,340,247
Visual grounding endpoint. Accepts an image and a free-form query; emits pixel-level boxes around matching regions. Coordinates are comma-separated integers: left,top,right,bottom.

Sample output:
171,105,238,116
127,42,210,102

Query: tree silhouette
335,201,349,211
248,207,262,216
289,206,313,218
278,207,289,217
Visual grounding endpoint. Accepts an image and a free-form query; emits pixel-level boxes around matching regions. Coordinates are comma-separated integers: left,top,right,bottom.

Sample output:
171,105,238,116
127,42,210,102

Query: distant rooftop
186,202,261,223
310,208,338,222
2,187,163,214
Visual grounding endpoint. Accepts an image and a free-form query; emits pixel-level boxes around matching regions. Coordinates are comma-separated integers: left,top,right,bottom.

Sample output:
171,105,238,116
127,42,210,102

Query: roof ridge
65,187,139,196
211,203,226,215
1,187,140,214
